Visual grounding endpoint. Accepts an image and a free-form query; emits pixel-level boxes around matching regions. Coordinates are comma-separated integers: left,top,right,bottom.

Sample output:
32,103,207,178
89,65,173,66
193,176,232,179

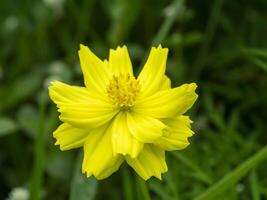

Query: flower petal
159,75,171,90
49,81,118,129
112,112,143,158
154,115,194,151
78,44,111,95
134,83,198,118
108,46,133,75
127,112,166,143
138,45,168,97
53,123,89,151
126,144,168,180
82,125,124,180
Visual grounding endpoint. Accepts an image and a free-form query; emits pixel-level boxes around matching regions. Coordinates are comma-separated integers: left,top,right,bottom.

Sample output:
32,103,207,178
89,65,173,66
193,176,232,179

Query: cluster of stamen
107,73,141,110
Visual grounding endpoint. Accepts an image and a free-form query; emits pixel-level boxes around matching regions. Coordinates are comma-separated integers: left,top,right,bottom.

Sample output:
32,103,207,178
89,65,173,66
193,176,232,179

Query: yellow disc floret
107,73,140,110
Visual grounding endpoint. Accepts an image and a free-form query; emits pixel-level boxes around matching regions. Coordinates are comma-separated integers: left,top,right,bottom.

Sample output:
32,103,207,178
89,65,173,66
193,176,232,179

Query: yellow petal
82,124,124,180
78,44,111,95
48,80,97,103
138,45,168,97
153,115,194,151
112,112,143,158
159,75,171,90
53,123,89,151
178,115,193,126
49,81,118,129
126,144,168,180
134,83,198,118
108,46,133,75
127,112,166,143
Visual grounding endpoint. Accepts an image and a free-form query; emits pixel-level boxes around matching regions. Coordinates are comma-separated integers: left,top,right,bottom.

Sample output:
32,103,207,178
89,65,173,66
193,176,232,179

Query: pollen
107,73,141,110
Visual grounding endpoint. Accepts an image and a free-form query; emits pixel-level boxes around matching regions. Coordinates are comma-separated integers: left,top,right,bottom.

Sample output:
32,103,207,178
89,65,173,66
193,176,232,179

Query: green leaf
70,151,98,200
0,117,18,136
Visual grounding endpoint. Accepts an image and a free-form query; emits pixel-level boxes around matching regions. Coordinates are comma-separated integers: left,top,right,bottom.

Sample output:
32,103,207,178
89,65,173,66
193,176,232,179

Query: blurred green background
1,0,267,199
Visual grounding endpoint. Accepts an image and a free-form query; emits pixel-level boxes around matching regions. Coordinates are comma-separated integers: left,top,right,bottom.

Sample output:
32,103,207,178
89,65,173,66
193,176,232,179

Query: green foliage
0,0,267,199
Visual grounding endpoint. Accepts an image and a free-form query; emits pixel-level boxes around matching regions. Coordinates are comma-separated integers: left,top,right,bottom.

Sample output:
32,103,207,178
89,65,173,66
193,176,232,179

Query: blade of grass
248,57,267,74
241,48,267,59
203,92,225,131
193,0,224,78
122,165,135,200
152,0,185,45
70,150,98,200
194,145,267,200
29,91,47,200
135,176,151,200
148,181,172,200
137,0,185,75
107,0,141,46
165,171,180,200
250,170,260,200
172,152,212,184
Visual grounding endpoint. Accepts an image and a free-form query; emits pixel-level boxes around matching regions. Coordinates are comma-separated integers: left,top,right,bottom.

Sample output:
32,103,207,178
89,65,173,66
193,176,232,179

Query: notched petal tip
143,172,165,181
109,45,126,53
78,44,93,57
126,145,167,181
78,44,99,60
49,80,58,85
54,140,60,146
127,151,140,159
182,82,198,92
111,45,130,55
189,82,198,90
152,44,168,51
86,171,93,178
103,59,108,65
81,168,93,178
48,80,68,91
79,43,87,50
48,80,61,93
116,45,123,50
53,136,66,151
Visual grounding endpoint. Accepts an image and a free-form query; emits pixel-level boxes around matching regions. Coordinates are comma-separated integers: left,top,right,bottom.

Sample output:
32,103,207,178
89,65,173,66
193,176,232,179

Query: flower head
49,44,198,180
107,73,140,109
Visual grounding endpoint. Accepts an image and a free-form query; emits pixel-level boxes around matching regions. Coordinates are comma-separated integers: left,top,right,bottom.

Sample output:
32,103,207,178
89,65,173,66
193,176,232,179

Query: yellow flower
49,44,198,180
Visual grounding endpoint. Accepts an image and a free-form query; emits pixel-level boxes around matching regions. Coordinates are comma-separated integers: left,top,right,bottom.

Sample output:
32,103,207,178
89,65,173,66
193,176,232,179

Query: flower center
107,73,140,110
